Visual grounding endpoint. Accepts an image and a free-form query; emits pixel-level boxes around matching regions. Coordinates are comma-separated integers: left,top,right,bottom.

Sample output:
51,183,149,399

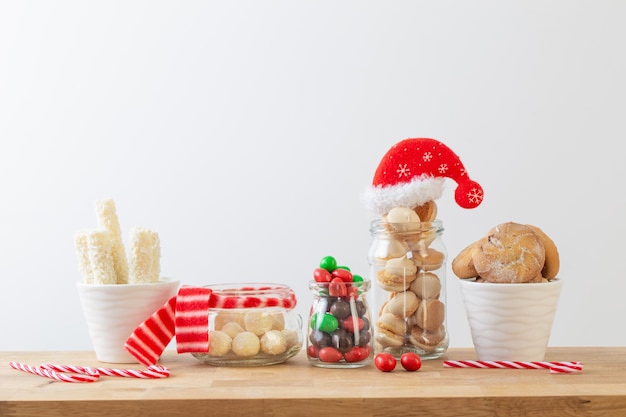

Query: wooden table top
1,347,625,417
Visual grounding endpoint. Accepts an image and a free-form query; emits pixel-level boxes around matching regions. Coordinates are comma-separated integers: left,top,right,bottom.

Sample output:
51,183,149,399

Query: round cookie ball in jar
307,280,373,368
192,283,302,366
368,219,449,360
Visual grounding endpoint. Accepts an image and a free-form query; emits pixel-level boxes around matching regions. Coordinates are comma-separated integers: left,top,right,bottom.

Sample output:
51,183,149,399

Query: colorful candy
374,352,397,372
329,278,348,297
307,256,373,367
340,316,365,333
318,347,343,363
400,353,422,371
319,256,337,272
311,312,339,333
344,346,370,363
313,268,332,283
331,268,353,282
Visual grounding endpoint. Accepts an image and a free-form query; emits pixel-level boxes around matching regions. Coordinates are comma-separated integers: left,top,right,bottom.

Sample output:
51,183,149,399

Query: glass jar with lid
192,283,302,366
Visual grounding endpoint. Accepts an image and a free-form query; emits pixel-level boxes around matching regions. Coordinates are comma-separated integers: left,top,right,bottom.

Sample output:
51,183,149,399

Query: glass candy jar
368,219,449,360
307,280,373,368
192,283,302,366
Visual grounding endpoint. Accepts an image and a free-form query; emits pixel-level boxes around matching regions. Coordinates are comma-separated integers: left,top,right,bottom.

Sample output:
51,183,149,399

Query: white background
1,1,625,353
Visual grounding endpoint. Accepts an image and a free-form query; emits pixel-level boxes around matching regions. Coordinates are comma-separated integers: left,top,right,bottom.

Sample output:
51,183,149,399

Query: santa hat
362,138,484,216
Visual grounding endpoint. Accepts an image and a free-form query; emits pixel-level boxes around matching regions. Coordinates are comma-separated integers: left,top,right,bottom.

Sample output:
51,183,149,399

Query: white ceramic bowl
458,278,562,361
77,278,180,363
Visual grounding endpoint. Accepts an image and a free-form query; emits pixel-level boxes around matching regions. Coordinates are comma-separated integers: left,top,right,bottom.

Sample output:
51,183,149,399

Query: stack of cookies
371,203,448,355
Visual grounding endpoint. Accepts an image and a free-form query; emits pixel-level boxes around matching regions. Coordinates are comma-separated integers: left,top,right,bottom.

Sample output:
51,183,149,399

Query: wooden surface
1,347,625,417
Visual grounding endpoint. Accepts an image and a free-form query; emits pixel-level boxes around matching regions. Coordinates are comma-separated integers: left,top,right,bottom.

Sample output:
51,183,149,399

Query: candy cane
10,362,171,383
443,360,583,374
41,364,170,379
9,362,100,383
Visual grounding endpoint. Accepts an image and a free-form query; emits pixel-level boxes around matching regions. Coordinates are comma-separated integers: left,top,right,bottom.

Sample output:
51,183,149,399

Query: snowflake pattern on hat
362,138,484,216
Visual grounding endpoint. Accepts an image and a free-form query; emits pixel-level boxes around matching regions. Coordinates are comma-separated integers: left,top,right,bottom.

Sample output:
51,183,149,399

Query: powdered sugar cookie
244,312,273,336
231,331,260,356
260,330,287,355
209,330,232,356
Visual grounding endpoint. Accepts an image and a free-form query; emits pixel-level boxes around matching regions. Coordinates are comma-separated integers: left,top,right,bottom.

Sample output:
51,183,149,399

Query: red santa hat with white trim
362,138,484,216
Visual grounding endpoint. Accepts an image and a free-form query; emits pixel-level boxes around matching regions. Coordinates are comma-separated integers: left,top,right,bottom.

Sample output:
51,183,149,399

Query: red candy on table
400,352,422,371
374,352,396,372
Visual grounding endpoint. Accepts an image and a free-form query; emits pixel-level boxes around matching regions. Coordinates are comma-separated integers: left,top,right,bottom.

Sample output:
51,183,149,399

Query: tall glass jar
368,220,449,360
307,280,373,368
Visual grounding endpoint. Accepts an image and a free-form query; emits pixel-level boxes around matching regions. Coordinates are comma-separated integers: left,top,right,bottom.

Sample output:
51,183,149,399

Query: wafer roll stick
87,230,116,285
95,199,129,284
151,232,161,281
129,227,160,284
74,230,93,283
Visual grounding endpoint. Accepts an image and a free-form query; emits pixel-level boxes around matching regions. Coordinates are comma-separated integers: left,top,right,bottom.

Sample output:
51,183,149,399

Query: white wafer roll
151,231,161,282
74,230,93,283
86,230,116,285
128,227,160,284
95,199,129,284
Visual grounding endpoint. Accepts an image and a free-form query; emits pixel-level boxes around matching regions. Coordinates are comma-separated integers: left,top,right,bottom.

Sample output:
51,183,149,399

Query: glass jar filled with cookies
368,204,449,360
192,283,302,366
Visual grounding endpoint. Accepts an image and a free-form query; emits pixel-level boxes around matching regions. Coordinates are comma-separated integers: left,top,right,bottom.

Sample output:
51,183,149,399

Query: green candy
313,312,339,333
310,313,319,329
352,274,363,282
336,265,351,272
319,256,337,272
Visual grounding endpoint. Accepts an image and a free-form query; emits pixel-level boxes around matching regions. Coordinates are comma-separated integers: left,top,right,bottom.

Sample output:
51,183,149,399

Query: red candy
328,277,348,297
344,346,370,363
400,353,422,372
340,316,364,333
318,347,343,363
331,268,353,282
307,345,319,358
313,268,332,283
374,353,396,372
346,285,359,299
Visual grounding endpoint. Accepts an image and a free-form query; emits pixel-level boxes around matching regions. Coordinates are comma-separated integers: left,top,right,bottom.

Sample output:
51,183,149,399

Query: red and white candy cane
443,360,583,374
9,362,171,383
9,361,100,383
41,364,170,379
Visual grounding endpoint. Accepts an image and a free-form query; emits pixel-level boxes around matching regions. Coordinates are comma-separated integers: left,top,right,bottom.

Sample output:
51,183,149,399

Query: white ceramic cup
458,278,562,361
77,278,180,363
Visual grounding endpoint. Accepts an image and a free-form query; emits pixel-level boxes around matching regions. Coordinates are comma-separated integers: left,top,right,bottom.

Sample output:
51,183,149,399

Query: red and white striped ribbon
443,360,583,374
